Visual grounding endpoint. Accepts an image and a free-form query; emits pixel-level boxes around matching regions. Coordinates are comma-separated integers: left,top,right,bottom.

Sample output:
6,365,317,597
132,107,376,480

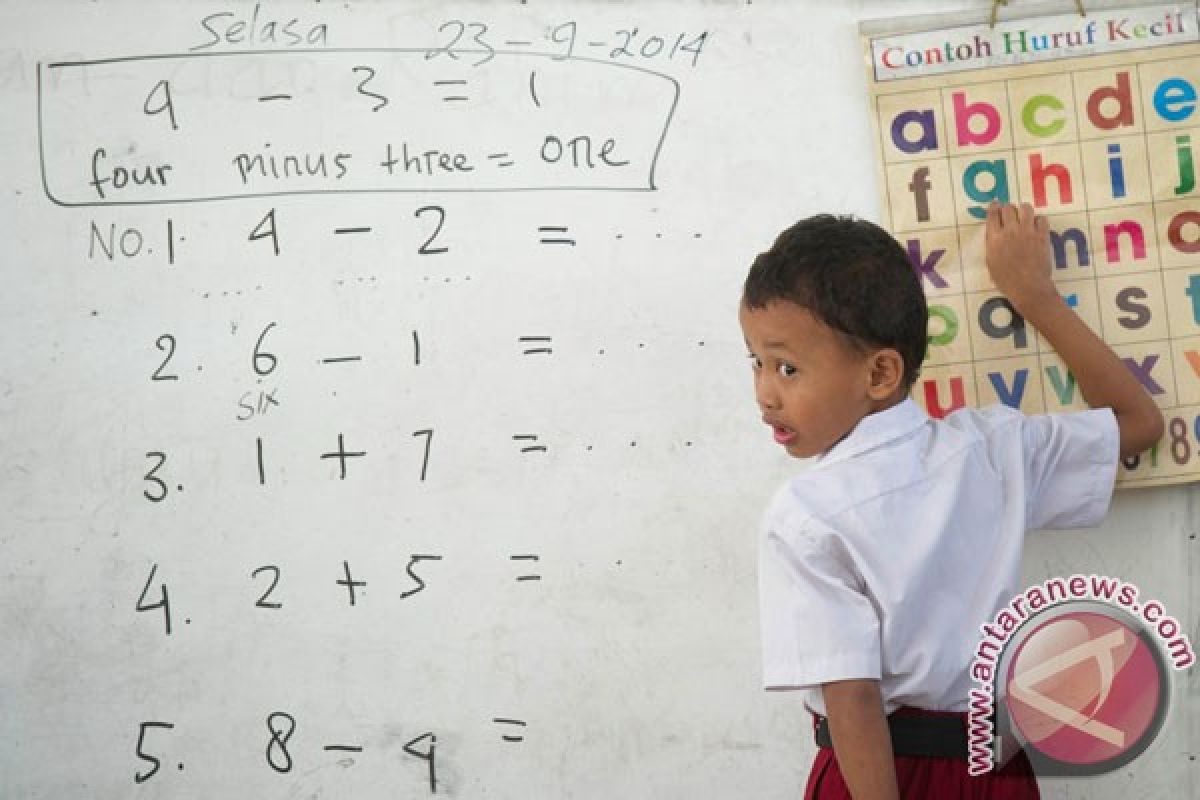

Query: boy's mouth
771,423,797,445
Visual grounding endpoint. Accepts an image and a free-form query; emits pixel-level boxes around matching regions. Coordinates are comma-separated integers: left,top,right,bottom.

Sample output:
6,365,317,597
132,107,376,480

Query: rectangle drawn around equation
38,50,679,205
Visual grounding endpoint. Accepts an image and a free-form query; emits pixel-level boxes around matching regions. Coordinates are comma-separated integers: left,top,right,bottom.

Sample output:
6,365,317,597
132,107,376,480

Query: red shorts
804,708,1040,800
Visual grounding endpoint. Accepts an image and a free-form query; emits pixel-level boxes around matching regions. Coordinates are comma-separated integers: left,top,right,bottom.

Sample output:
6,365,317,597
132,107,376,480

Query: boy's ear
866,348,905,400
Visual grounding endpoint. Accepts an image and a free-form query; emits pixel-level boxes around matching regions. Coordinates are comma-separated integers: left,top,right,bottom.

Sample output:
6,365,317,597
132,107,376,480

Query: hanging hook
990,0,1009,28
992,1,1087,29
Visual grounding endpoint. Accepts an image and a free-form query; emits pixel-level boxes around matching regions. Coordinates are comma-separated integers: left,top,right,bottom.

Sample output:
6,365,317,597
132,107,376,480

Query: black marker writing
321,433,367,479
265,712,296,773
353,65,388,111
336,560,366,606
492,718,526,743
401,555,444,599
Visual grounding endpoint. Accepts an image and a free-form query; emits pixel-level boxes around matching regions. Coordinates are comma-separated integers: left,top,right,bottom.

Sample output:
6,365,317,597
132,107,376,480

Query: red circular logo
1002,608,1167,772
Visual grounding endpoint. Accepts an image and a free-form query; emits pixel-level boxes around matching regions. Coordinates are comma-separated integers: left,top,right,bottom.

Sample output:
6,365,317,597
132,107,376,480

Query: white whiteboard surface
0,1,1194,797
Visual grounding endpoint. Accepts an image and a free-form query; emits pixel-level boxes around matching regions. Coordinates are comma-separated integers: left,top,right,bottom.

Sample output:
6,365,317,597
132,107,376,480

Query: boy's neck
866,389,909,417
822,391,910,458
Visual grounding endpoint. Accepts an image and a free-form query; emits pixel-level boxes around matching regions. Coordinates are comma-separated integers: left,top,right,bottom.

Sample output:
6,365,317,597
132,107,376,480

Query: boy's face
739,300,876,459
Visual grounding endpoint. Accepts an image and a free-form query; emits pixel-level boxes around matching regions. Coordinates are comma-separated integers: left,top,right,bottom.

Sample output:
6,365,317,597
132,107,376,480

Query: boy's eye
777,363,797,377
747,353,762,370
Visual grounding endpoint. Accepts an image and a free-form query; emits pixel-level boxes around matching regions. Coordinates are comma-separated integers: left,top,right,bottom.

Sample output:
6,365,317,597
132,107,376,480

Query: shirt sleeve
1021,407,1120,531
759,513,881,691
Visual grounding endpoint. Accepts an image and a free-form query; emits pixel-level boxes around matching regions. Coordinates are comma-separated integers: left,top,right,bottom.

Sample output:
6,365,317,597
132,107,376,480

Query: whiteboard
1,1,1194,798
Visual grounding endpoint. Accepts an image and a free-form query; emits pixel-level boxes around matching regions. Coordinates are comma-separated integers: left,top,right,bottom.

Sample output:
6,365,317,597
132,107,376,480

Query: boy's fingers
1018,202,1036,225
1000,203,1018,228
986,201,1002,230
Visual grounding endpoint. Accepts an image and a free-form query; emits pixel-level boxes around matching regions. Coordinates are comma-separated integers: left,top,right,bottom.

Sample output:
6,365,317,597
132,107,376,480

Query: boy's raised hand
984,201,1056,315
982,202,1163,458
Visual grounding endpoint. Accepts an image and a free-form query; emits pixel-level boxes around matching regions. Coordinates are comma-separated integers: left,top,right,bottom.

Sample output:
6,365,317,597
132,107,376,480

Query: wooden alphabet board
862,2,1200,488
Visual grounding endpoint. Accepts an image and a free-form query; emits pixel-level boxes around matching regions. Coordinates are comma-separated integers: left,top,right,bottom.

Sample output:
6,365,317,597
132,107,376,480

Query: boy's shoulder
942,402,1118,455
940,400,1028,435
763,402,1117,538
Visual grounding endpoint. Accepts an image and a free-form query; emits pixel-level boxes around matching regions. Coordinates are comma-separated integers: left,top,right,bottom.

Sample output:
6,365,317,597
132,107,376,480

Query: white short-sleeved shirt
758,397,1119,715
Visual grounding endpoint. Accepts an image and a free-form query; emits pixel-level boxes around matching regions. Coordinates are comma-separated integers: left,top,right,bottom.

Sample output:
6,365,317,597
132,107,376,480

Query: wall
0,1,1193,797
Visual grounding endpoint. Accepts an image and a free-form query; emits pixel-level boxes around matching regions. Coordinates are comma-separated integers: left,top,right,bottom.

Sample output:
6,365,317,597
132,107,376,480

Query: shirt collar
813,396,929,468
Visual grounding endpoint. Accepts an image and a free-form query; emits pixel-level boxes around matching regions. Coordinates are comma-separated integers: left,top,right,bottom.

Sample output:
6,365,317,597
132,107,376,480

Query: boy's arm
985,202,1165,458
822,679,900,800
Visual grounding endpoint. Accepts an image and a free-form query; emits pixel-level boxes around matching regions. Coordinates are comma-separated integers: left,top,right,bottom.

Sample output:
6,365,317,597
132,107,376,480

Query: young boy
740,202,1164,800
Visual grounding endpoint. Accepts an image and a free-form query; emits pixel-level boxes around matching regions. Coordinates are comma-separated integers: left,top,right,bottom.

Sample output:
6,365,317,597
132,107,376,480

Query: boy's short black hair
742,214,927,390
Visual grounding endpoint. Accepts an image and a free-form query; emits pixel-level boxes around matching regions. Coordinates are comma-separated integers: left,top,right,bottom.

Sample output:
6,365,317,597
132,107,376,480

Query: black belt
814,712,968,760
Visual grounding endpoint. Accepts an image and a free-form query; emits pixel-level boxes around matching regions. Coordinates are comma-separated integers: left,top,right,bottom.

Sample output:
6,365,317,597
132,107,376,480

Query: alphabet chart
863,3,1200,488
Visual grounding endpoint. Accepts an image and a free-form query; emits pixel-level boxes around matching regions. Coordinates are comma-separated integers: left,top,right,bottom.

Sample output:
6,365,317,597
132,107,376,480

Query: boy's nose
755,377,781,411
